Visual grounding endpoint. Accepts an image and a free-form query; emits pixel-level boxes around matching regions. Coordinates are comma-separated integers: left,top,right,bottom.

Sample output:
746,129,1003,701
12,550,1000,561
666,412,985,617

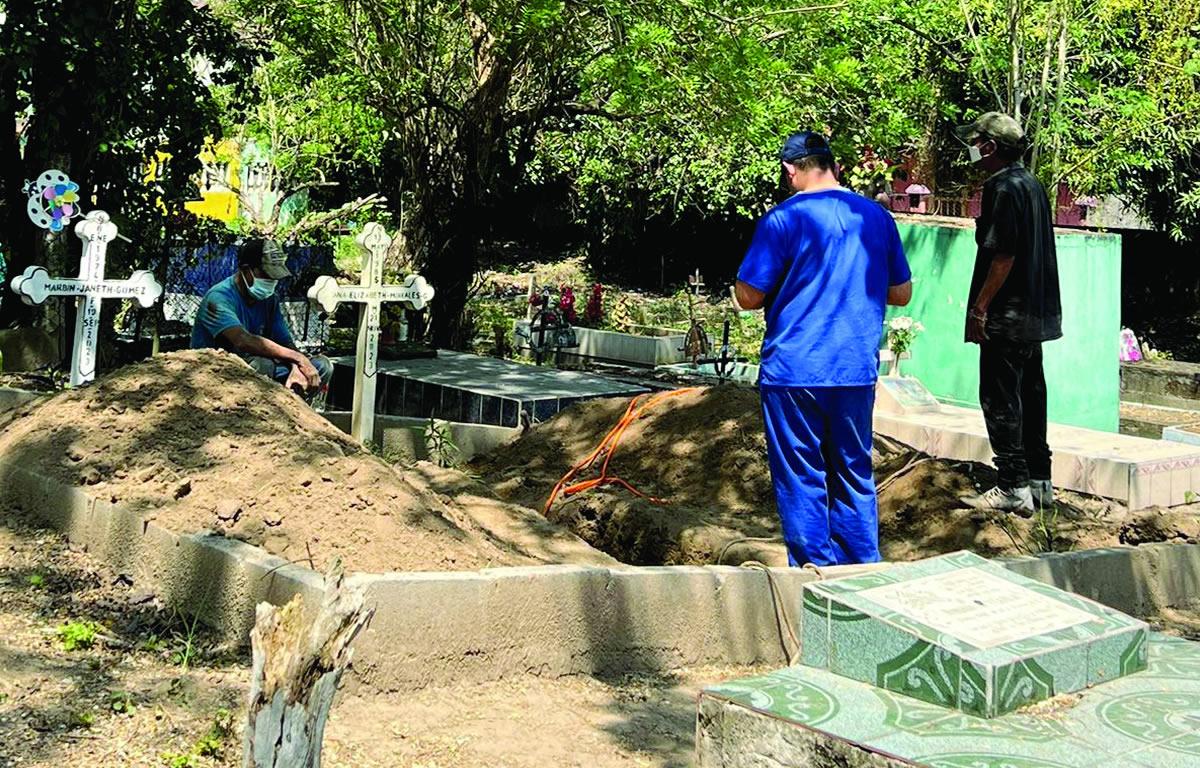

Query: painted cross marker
307,222,435,443
10,210,164,386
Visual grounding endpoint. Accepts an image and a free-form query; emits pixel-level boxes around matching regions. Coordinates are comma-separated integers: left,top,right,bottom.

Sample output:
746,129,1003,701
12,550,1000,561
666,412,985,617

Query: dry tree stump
243,560,373,768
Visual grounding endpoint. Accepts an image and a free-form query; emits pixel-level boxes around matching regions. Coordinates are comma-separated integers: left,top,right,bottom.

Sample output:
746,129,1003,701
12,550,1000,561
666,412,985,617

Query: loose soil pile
474,386,1200,565
0,350,610,573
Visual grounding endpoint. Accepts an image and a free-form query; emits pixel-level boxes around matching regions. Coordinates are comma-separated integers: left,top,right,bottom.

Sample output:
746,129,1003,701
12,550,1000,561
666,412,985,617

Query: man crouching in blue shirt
191,238,332,396
734,131,913,567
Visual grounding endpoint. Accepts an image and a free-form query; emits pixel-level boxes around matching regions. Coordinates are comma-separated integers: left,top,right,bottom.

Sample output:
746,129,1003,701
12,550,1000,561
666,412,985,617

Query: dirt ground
474,386,1200,565
0,350,611,574
0,508,755,768
3,507,1198,768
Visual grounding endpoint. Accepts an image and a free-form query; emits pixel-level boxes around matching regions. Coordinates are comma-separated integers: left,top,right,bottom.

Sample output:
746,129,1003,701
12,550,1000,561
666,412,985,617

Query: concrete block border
2,459,1198,693
0,463,324,642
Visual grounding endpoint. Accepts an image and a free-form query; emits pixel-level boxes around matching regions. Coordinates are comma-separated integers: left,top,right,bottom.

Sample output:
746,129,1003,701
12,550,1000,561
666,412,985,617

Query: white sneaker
962,485,1035,515
1030,479,1054,510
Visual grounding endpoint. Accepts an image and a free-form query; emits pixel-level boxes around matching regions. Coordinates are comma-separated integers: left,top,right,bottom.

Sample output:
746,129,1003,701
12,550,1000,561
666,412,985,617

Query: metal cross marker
307,222,435,443
10,210,164,387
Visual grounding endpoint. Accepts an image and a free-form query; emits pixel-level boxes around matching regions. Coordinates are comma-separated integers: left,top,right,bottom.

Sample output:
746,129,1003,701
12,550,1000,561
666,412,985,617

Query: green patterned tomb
800,551,1148,718
700,634,1200,768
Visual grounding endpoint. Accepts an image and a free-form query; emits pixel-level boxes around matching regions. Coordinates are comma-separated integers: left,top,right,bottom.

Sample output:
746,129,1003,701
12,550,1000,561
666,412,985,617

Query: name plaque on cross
10,210,164,386
307,222,435,443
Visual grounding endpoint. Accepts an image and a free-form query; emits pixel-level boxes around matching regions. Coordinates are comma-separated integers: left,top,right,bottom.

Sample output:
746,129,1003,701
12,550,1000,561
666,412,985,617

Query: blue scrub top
737,188,911,388
190,275,295,351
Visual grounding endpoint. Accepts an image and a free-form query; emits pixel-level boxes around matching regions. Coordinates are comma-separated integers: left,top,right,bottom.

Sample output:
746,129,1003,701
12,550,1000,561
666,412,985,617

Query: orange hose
543,387,700,514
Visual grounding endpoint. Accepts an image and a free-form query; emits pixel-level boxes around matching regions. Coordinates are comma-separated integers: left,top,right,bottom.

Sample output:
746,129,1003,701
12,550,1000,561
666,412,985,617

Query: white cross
10,210,164,387
307,222,435,443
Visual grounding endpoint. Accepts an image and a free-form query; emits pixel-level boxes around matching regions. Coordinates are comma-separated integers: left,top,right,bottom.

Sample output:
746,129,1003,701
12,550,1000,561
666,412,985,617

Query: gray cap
955,111,1027,149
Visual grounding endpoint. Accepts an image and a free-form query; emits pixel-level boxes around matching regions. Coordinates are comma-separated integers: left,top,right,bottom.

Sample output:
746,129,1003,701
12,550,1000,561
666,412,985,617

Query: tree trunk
426,227,477,349
242,561,373,768
1050,1,1072,187
1007,0,1025,120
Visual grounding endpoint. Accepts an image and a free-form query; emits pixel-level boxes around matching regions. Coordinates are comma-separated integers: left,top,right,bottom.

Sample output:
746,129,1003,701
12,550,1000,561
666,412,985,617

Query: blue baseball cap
779,131,833,162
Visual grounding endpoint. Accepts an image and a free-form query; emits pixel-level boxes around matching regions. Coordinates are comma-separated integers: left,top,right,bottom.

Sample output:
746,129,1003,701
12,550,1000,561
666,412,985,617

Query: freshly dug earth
0,350,611,573
475,386,1200,565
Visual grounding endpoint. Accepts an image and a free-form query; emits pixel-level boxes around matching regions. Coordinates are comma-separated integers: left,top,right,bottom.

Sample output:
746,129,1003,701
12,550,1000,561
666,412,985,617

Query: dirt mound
475,386,1197,564
0,350,609,573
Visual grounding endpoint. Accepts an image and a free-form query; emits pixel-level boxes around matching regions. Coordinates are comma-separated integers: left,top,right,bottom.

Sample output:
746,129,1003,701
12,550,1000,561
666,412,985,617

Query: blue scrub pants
760,385,880,567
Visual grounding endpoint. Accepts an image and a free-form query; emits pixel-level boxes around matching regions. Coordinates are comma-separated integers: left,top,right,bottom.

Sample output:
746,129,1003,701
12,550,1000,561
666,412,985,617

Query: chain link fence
162,242,337,353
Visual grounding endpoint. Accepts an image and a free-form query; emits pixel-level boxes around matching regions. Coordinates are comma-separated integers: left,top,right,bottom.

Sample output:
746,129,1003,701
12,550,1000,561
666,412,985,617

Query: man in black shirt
956,112,1063,515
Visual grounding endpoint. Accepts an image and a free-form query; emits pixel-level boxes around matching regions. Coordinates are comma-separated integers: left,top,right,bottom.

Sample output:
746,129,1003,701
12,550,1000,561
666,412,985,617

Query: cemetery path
0,507,755,768
475,386,1200,565
0,350,610,575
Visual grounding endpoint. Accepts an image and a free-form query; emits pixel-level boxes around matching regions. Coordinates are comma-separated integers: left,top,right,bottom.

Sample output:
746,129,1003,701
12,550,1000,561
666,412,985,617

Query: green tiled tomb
698,634,1200,768
801,551,1148,718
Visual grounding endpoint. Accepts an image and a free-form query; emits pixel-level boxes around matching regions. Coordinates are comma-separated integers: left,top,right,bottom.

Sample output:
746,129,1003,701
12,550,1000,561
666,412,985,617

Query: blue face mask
247,275,278,300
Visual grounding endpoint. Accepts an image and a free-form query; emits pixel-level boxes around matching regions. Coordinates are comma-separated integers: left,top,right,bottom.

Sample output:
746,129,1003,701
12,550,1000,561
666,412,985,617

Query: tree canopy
4,0,1199,338
0,0,250,326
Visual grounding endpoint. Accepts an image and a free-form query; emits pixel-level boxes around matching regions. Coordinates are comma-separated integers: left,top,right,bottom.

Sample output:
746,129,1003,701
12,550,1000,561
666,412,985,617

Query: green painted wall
888,219,1122,432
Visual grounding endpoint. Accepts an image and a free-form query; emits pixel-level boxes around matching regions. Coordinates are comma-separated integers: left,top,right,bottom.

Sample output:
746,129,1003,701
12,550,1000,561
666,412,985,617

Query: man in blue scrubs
734,131,913,567
191,238,332,395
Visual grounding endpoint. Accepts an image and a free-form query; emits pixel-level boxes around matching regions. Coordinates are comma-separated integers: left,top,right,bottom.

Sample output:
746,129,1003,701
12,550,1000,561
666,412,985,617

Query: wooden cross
10,210,163,386
307,222,435,444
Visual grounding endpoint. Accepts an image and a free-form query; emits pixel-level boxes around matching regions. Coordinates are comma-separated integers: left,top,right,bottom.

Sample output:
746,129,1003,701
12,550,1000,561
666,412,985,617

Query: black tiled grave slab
330,350,648,425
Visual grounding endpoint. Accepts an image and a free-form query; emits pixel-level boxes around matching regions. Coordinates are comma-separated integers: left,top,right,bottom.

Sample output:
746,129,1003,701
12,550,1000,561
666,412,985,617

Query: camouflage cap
954,111,1027,149
238,238,291,279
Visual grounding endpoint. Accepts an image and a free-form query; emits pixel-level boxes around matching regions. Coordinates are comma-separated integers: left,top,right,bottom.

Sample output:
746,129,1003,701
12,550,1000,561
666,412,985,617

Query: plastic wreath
25,170,84,233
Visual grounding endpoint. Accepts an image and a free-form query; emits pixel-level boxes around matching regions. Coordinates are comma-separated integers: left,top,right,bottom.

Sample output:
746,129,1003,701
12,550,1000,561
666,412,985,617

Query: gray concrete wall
1121,359,1200,409
321,411,518,461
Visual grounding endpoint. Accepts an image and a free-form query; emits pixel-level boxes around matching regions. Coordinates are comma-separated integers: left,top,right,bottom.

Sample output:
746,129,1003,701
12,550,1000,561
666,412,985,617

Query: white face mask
968,143,993,164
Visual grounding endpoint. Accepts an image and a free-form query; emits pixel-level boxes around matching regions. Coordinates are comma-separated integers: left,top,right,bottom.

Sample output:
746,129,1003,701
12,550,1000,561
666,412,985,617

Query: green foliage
213,0,1200,345
424,417,462,468
56,620,104,652
603,292,641,334
27,573,45,589
161,753,203,768
160,707,233,767
468,298,522,357
170,610,203,670
886,317,926,359
139,632,168,654
70,709,97,729
109,690,137,716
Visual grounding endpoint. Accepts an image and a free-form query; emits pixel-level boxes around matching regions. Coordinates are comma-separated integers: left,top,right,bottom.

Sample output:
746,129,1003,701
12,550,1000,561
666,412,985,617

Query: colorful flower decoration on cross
25,169,84,233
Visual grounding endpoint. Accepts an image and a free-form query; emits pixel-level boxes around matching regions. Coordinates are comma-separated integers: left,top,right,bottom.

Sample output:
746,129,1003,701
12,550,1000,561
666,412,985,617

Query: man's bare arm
887,281,913,307
219,327,321,387
973,253,1015,312
733,280,767,311
218,326,302,363
966,252,1016,343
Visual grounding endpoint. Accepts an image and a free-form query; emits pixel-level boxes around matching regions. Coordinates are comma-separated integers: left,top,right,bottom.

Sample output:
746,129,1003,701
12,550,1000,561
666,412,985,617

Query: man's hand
295,354,321,390
966,306,989,343
284,364,309,394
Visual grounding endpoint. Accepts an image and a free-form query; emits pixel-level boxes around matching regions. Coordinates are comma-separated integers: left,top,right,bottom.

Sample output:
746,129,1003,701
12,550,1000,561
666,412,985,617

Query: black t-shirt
968,163,1063,342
